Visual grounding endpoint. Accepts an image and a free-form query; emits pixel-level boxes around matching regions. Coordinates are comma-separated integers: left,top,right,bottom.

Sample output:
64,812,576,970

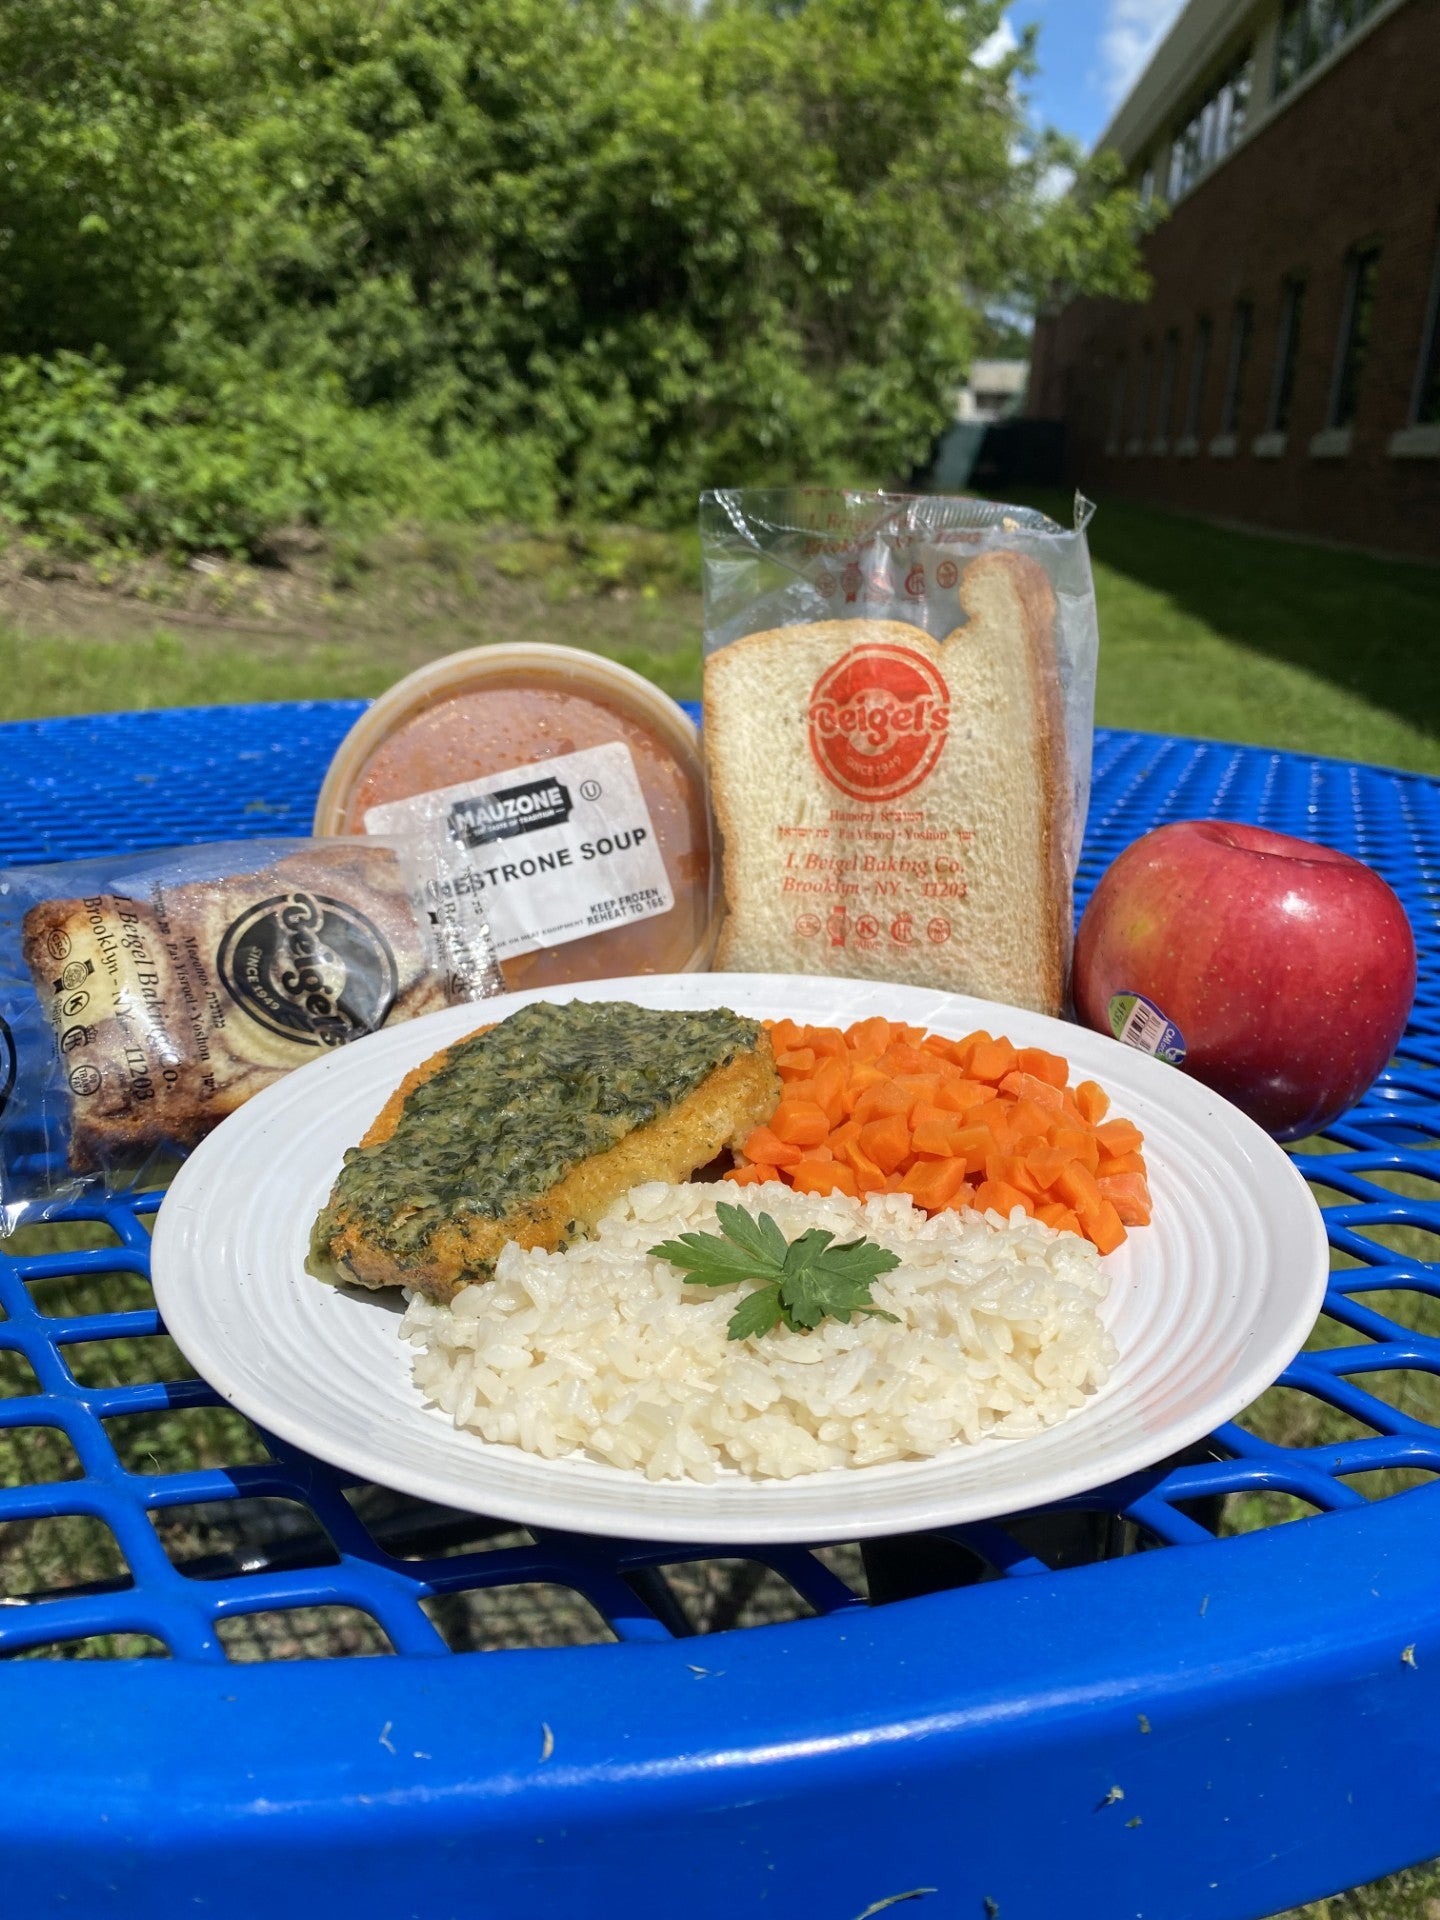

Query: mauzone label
364,741,673,962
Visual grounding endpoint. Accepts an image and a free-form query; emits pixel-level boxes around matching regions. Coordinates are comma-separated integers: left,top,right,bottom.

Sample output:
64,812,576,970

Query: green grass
1020,489,1440,776
5,499,1440,780
0,519,705,721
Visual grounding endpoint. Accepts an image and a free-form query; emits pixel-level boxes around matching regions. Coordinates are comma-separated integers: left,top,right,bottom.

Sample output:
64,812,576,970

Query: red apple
1072,820,1417,1140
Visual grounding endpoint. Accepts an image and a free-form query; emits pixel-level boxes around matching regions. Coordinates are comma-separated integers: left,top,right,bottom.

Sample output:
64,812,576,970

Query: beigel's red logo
807,644,950,800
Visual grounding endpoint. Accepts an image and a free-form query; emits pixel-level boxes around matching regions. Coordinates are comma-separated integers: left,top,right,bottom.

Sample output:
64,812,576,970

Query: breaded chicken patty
307,1000,779,1302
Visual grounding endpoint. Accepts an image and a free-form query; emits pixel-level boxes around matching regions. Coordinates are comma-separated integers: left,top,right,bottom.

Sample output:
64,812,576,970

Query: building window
1220,300,1254,434
1108,358,1127,451
1167,46,1254,201
1183,317,1213,438
1329,244,1381,428
1132,339,1153,442
1267,278,1306,432
1274,0,1383,100
1411,233,1440,426
1156,329,1180,440
1138,162,1156,207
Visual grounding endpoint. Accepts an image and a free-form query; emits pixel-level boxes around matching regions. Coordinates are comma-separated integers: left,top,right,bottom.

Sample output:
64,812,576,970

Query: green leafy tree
0,0,1149,547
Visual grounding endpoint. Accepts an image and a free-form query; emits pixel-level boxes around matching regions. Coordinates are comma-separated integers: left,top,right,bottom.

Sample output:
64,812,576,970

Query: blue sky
981,0,1189,148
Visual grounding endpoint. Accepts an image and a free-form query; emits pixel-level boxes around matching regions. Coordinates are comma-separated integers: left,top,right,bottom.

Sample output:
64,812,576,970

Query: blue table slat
3,700,1440,1920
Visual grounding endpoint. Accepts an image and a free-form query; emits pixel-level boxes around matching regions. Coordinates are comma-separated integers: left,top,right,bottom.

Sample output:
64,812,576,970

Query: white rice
399,1181,1115,1482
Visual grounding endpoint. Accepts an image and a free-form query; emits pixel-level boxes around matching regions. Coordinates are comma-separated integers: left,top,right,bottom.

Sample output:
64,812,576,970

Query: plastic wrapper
0,836,502,1228
699,488,1100,1016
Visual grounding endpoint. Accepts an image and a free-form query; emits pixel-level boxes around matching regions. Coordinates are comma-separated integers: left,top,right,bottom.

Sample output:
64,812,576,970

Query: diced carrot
1002,1157,1047,1201
838,1136,887,1185
847,1016,895,1059
859,1113,912,1176
790,1159,859,1198
854,1168,897,1197
999,1070,1066,1111
741,1124,803,1169
852,1080,913,1126
775,1048,817,1075
920,1033,968,1069
911,1113,965,1158
1008,1097,1054,1140
1023,1145,1075,1190
891,1074,943,1113
1037,1202,1083,1236
1097,1150,1147,1178
935,1077,991,1115
877,1043,936,1077
973,1178,1031,1218
1085,1197,1127,1255
1056,1160,1105,1216
810,1055,849,1126
808,1026,849,1058
770,1100,830,1149
751,1013,1149,1258
1017,1047,1069,1089
1049,1126,1101,1173
968,1037,1019,1084
900,1158,972,1211
1075,1079,1110,1124
947,1126,997,1176
841,1063,890,1112
948,1031,993,1073
1099,1171,1153,1226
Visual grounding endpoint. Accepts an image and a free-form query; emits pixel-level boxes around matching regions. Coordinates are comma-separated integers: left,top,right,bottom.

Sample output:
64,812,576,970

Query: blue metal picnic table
3,701,1440,1920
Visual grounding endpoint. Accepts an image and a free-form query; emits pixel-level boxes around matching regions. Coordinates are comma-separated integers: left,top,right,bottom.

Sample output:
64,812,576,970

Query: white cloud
1100,0,1187,106
973,15,1020,68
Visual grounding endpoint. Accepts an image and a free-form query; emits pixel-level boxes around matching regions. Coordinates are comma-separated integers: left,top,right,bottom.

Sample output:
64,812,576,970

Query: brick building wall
1028,0,1440,560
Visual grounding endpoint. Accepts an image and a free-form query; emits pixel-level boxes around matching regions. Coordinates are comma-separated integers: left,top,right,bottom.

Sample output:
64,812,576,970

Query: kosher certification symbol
68,1063,102,1098
54,957,95,995
45,929,72,963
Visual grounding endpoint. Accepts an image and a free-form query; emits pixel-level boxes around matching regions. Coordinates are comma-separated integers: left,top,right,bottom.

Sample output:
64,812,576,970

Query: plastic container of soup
313,644,715,990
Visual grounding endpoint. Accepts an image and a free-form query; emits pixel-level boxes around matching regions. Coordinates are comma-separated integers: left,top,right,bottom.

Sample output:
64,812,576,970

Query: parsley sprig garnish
650,1202,902,1342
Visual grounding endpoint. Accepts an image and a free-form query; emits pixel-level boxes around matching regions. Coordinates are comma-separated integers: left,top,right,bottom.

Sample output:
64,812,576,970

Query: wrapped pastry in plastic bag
0,836,502,1227
699,488,1100,1016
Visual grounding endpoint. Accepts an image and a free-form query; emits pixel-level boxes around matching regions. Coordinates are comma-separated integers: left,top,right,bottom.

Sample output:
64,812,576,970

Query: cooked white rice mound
400,1181,1115,1482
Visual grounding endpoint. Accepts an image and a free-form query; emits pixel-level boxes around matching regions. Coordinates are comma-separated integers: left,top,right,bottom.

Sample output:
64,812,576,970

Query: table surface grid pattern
1,704,1438,1666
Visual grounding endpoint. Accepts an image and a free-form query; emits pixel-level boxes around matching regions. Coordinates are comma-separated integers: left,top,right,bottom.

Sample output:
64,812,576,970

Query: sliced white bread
703,550,1070,1014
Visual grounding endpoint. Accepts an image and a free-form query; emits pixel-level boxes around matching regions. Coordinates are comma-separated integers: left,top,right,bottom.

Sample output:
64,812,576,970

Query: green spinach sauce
310,999,761,1267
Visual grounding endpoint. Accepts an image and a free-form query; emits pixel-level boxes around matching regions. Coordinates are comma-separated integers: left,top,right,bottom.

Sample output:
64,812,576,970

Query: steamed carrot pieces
726,1017,1152,1256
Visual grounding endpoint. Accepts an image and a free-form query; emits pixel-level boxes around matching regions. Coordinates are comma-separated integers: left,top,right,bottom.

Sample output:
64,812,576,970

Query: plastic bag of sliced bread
0,836,503,1228
699,488,1099,1016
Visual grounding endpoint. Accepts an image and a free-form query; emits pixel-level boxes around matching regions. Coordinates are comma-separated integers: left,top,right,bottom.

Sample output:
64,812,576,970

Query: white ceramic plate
151,974,1329,1544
